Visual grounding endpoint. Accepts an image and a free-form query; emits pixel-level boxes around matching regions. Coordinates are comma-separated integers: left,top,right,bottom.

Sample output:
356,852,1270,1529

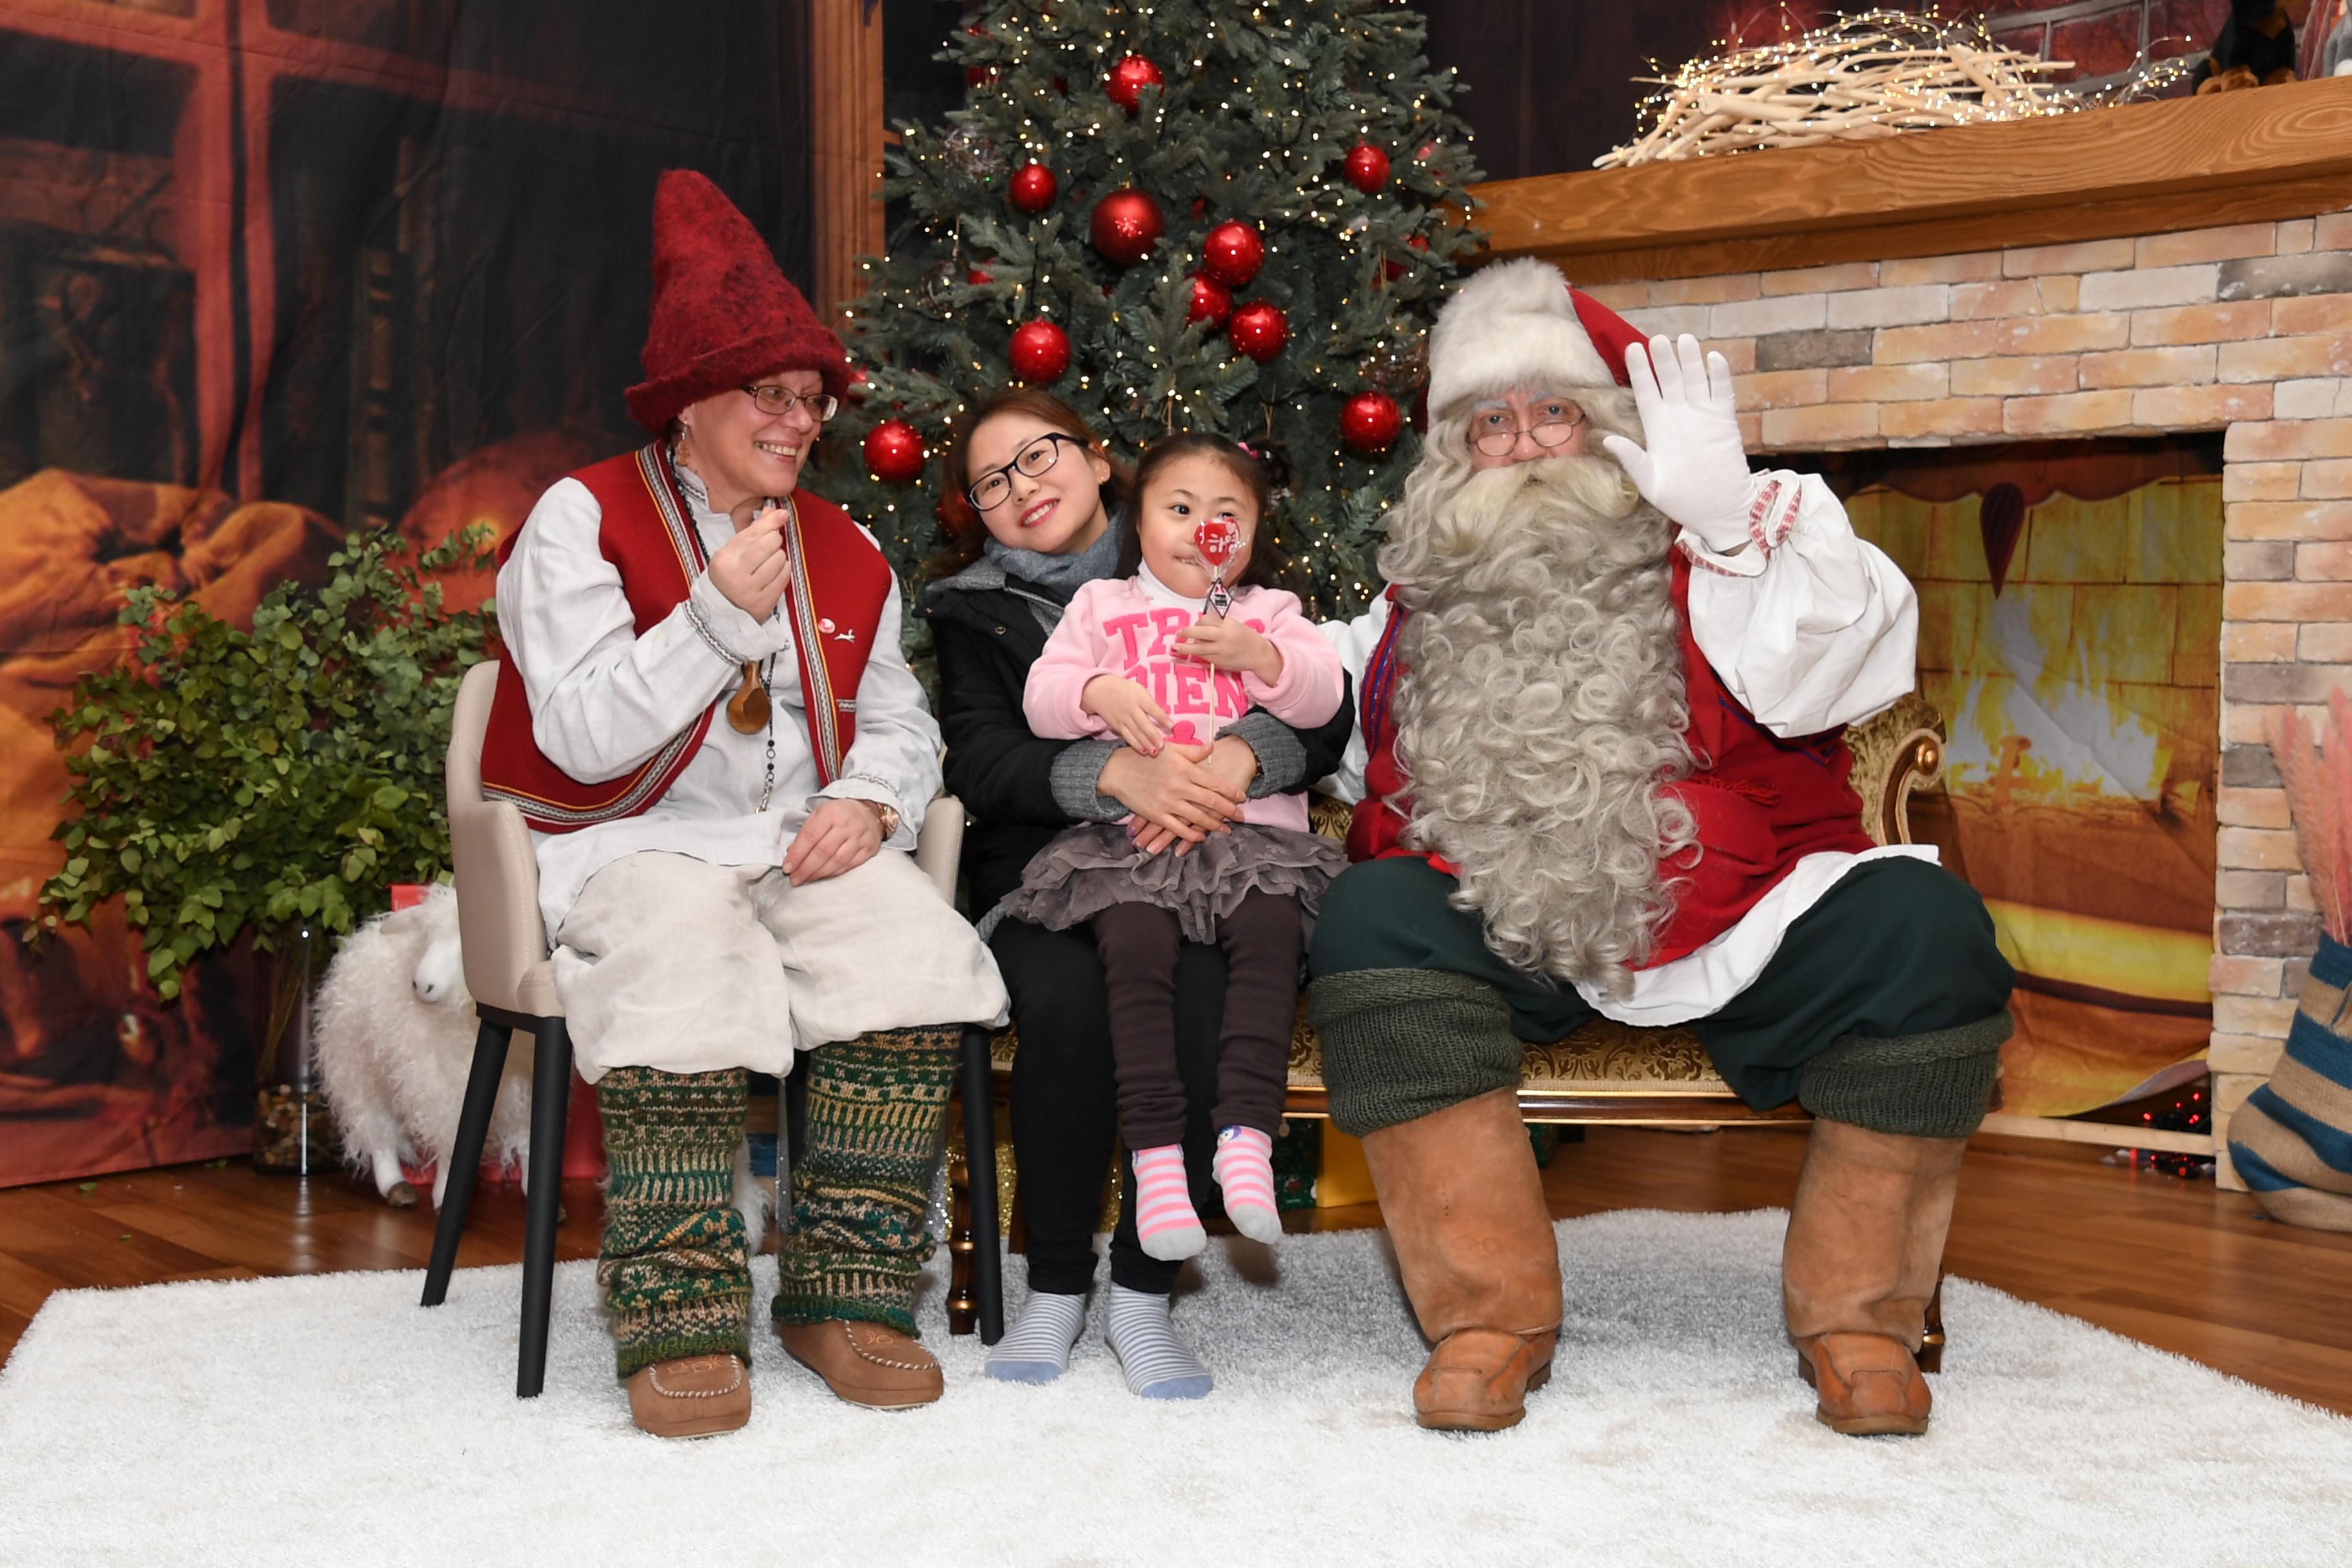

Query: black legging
1093,890,1298,1150
990,916,1230,1297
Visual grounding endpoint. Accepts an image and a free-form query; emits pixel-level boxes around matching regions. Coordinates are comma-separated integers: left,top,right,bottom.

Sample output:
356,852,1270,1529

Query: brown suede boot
623,1354,751,1439
1360,1088,1562,1432
1783,1119,1968,1436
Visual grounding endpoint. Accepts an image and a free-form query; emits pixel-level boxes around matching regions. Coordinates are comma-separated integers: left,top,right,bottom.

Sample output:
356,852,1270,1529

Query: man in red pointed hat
482,170,1008,1436
1307,259,2015,1435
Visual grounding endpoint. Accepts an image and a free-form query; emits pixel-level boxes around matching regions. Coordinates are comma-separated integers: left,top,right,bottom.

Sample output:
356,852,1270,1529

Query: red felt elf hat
623,170,852,435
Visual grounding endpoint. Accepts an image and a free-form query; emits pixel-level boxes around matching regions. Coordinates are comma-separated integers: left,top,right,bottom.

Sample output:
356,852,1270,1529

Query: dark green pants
1306,855,2014,1113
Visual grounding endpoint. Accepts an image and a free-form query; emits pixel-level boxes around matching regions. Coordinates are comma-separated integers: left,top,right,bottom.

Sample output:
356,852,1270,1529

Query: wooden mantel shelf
1467,74,2352,283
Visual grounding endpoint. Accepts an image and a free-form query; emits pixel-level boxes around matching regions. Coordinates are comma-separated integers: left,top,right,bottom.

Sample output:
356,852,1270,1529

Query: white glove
1599,334,1754,556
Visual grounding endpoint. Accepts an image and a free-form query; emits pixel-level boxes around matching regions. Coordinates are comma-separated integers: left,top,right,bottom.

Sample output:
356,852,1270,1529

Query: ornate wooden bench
944,693,1948,1336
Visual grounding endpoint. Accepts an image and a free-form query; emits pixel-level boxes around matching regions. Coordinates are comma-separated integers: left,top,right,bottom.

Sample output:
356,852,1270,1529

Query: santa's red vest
1349,553,1876,968
480,444,892,834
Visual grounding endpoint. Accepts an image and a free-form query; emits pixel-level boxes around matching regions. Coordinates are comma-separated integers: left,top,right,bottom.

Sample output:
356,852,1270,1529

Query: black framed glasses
743,384,838,421
1469,399,1586,457
966,431,1086,511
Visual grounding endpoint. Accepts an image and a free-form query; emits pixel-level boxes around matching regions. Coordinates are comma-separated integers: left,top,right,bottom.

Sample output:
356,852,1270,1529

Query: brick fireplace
1468,75,2352,1179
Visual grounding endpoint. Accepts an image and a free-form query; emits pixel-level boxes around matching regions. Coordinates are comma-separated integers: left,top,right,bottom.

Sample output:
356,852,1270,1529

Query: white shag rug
4,1208,2347,1567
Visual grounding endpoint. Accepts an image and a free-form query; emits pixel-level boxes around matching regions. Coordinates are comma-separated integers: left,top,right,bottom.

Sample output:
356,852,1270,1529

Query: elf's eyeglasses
743,385,838,422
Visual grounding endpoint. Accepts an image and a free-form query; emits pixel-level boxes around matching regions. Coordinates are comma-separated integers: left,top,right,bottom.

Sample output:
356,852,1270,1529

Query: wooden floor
5,1126,2349,1416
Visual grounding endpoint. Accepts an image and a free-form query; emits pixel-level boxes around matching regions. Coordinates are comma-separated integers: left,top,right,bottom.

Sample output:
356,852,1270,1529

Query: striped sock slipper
984,1290,1088,1384
1130,1143,1206,1261
1213,1126,1282,1244
1104,1284,1212,1400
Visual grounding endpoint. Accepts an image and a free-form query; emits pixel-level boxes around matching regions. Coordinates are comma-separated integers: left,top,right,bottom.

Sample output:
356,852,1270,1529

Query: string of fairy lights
1601,6,2197,168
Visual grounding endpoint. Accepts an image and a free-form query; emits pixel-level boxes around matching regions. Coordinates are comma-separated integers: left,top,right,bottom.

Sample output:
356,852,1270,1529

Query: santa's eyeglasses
1469,400,1586,456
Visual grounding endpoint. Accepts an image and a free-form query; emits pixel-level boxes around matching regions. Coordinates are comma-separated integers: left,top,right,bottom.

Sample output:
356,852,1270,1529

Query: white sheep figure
314,881,774,1250
315,883,533,1210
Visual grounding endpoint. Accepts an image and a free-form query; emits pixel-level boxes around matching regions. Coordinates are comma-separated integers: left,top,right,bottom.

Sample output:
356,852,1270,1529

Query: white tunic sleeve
807,551,940,851
496,476,794,783
1314,594,1391,804
1681,471,1918,737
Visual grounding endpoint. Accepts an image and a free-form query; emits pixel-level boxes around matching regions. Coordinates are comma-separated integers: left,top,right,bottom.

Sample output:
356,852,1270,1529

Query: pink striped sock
1213,1126,1280,1244
1130,1143,1206,1261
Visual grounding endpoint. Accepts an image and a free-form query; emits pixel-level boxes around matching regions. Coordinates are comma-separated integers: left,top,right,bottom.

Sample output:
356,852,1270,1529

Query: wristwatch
862,799,901,839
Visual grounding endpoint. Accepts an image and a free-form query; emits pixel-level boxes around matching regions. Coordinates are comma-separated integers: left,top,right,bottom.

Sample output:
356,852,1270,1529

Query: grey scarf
983,512,1125,629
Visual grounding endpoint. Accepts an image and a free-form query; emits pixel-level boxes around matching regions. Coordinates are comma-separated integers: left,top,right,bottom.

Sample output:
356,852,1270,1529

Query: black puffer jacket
923,558,1355,915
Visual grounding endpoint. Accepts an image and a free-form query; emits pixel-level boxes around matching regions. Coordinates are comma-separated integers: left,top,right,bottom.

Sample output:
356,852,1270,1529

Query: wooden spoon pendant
726,662,771,734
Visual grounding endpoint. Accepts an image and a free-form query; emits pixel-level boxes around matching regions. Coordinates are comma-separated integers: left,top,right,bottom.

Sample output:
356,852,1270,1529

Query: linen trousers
550,847,1010,1082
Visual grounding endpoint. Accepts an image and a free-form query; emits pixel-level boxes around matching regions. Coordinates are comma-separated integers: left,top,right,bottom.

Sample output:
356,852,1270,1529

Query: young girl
1004,435,1349,1260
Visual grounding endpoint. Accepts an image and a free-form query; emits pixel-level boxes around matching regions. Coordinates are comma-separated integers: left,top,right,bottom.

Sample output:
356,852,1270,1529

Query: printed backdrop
1828,440,2224,1119
0,0,812,1186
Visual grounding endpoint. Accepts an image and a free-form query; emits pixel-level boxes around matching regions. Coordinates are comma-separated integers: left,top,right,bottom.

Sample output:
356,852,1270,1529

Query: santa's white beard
1380,451,1695,995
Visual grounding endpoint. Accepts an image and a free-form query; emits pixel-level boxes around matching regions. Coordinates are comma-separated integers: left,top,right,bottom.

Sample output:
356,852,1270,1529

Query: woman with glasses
921,389,1353,1398
482,172,1007,1436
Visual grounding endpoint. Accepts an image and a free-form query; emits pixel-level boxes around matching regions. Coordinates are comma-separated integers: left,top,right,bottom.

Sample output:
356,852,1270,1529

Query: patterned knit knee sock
1130,1143,1205,1261
984,1289,1089,1384
595,1066,752,1380
1212,1126,1280,1244
775,1026,957,1336
1105,1284,1212,1400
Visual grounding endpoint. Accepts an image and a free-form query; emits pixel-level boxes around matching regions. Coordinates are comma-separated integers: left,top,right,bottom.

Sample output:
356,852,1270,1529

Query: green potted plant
37,526,496,1171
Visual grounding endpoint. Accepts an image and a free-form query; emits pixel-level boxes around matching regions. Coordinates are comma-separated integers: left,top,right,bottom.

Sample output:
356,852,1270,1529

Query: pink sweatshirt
1024,567,1346,833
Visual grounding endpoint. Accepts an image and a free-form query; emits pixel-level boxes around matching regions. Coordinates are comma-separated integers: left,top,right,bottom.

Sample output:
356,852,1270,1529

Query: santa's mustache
1402,447,1652,591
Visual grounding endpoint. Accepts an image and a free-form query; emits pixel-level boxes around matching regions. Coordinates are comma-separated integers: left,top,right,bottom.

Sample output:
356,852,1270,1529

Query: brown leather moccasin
1413,1327,1558,1432
774,1318,944,1409
1796,1331,1932,1436
623,1353,751,1439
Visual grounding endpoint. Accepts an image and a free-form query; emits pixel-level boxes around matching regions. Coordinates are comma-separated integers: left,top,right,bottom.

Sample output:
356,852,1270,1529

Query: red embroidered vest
480,444,892,834
1349,555,1875,966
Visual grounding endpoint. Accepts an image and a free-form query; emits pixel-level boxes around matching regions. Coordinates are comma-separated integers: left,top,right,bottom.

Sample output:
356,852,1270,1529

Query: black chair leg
516,1017,574,1398
959,1024,1004,1346
420,1015,513,1308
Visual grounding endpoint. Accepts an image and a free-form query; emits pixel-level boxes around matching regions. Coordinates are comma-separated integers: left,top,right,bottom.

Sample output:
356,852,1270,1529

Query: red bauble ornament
963,26,997,87
1202,220,1265,288
1228,301,1287,362
1009,162,1058,213
1008,319,1072,382
1185,274,1233,326
1340,392,1404,454
1106,53,1164,113
863,418,926,484
1343,143,1391,194
967,265,994,285
1383,233,1431,282
1090,188,1164,266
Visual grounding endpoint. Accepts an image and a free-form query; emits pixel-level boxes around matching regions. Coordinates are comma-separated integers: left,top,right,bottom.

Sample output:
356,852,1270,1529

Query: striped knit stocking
1130,1143,1206,1260
595,1066,752,1380
1105,1284,1212,1400
1213,1125,1281,1244
774,1026,957,1336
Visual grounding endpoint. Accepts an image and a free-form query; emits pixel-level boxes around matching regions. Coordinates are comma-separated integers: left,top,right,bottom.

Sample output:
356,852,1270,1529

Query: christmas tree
819,0,1482,619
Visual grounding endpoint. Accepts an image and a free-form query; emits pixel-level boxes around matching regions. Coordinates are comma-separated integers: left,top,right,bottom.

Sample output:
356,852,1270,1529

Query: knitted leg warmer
1306,968,1522,1138
594,1066,752,1380
1796,1012,2014,1139
774,1026,959,1336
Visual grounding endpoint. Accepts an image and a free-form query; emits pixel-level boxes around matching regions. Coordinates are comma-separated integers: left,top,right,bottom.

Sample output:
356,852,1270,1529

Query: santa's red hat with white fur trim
1425,258,1647,416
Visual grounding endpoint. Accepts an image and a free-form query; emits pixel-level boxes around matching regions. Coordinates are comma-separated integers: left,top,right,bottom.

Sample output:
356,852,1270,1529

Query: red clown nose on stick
1195,516,1240,616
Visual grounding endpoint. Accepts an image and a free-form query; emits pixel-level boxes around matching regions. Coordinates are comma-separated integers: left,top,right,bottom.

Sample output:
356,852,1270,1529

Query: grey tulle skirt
1000,821,1349,945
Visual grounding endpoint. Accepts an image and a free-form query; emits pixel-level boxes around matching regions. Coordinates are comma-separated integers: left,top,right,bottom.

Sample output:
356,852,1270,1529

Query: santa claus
1309,260,2015,1436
